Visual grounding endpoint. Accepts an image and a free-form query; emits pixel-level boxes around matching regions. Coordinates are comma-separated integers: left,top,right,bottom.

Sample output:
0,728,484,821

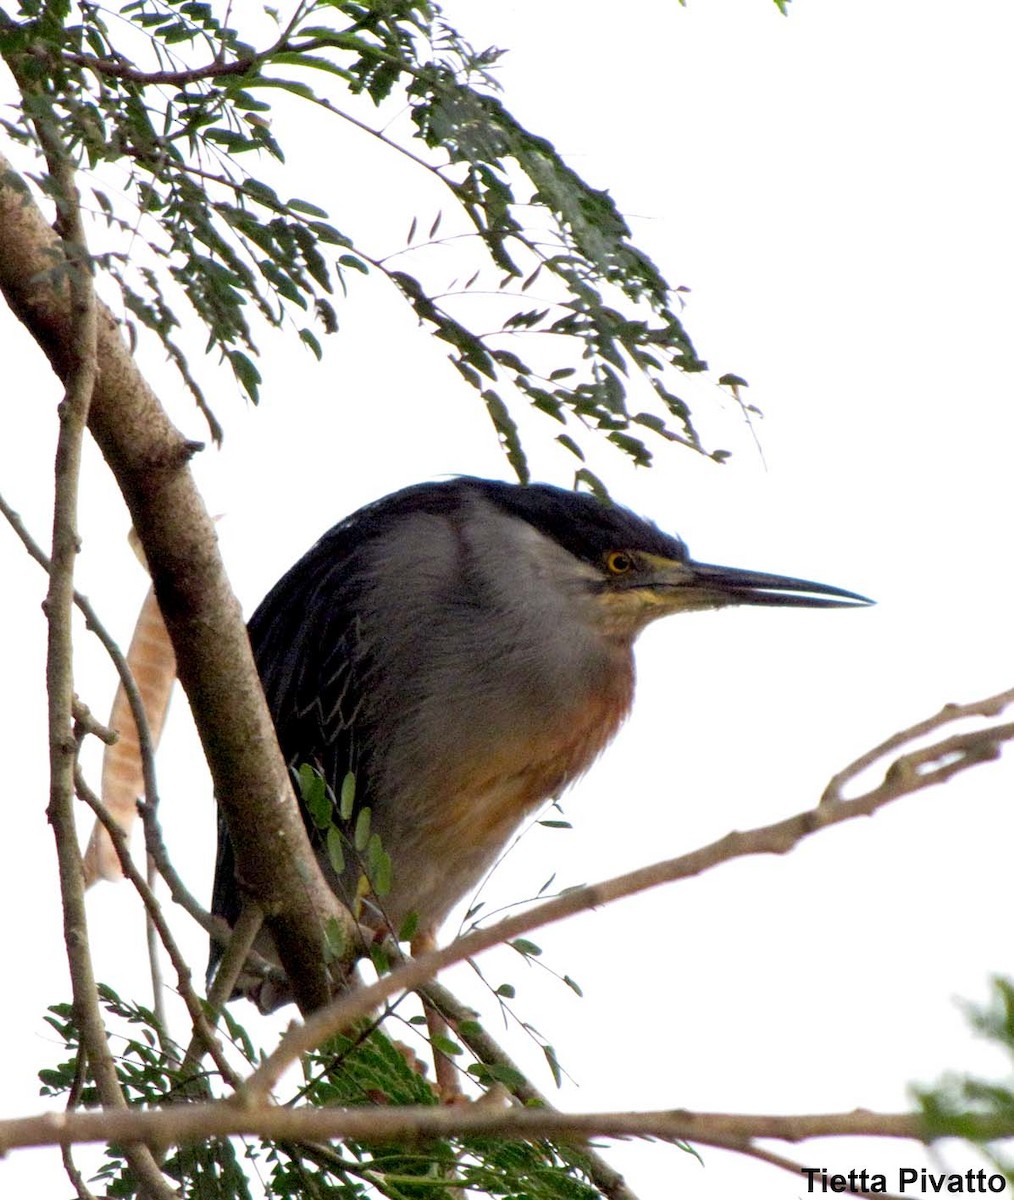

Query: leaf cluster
0,0,735,474
41,984,611,1200
914,976,1014,1182
42,985,256,1198
298,762,396,939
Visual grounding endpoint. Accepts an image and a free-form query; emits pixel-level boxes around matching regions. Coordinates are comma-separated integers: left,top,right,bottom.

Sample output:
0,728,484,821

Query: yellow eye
605,551,634,575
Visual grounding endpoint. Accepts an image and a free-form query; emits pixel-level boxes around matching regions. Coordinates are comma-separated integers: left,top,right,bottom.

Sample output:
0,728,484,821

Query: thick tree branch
0,494,281,982
0,146,354,1013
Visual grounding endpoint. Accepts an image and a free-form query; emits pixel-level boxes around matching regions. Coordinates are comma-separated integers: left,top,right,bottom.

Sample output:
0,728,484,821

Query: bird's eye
605,551,634,575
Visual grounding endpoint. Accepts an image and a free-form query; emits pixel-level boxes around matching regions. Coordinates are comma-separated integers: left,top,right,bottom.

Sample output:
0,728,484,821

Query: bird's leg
411,929,464,1102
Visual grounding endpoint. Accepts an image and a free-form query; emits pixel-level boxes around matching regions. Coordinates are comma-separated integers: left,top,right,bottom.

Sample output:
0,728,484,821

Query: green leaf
227,350,262,402
205,128,257,153
323,915,347,963
326,825,345,876
543,1043,563,1088
366,833,392,897
299,327,322,360
258,75,316,102
563,974,584,998
353,806,371,852
339,771,356,820
369,941,390,976
555,434,585,461
467,1061,527,1089
159,21,197,46
337,253,368,273
482,389,528,483
510,938,542,958
298,764,330,829
287,197,330,218
398,910,419,943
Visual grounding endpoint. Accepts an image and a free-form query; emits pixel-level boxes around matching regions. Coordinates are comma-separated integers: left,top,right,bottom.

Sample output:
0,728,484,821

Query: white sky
2,1,1014,1197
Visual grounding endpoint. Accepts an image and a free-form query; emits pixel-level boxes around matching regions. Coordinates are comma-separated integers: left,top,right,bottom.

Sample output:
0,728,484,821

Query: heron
210,477,869,1070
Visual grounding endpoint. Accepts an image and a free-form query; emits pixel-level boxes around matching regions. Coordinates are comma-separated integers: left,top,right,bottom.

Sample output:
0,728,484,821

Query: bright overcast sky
2,2,1014,1197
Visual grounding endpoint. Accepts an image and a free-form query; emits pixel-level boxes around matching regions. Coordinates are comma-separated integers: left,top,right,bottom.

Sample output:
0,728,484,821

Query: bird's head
470,479,872,641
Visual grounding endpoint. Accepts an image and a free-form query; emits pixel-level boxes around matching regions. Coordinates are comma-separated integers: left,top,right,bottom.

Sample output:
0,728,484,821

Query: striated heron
210,477,870,1024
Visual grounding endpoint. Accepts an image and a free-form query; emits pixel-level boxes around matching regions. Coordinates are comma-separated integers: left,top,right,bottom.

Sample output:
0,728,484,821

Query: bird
210,477,869,1011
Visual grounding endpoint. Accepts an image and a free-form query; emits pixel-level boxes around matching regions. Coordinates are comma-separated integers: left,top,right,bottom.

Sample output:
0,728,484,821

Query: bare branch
75,768,240,1090
31,106,177,1198
0,148,356,1013
246,685,1013,1097
60,1142,100,1200
729,1143,907,1200
1,1098,1002,1158
822,688,1014,804
420,980,641,1200
0,491,163,842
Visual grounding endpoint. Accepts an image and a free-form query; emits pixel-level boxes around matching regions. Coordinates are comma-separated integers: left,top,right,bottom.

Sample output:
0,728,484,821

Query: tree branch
822,687,1014,804
33,109,177,1199
0,493,166,874
0,146,355,1013
1,1098,1003,1157
420,980,640,1200
245,686,1014,1098
730,1142,908,1200
75,767,240,1089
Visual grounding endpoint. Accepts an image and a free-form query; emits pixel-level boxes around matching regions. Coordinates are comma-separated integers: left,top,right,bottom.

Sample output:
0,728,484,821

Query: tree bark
0,148,353,1014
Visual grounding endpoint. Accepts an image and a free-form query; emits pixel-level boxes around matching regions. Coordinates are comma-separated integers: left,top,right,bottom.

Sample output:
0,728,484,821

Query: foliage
2,3,806,1197
0,0,734,478
915,976,1014,1183
43,985,255,1199
41,985,610,1200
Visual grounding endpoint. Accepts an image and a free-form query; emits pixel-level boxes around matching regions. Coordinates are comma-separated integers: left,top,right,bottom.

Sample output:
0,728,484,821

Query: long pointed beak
643,558,873,610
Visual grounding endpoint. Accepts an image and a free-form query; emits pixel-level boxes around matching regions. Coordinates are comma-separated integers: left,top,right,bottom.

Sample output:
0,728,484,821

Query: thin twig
139,802,284,986
61,1037,100,1200
145,850,170,1044
136,801,222,935
727,1141,907,1200
75,768,240,1090
420,980,640,1200
0,492,163,824
204,901,267,1016
245,693,1014,1098
26,95,177,1197
174,901,269,1100
822,688,1014,804
0,495,243,1001
60,1143,100,1200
